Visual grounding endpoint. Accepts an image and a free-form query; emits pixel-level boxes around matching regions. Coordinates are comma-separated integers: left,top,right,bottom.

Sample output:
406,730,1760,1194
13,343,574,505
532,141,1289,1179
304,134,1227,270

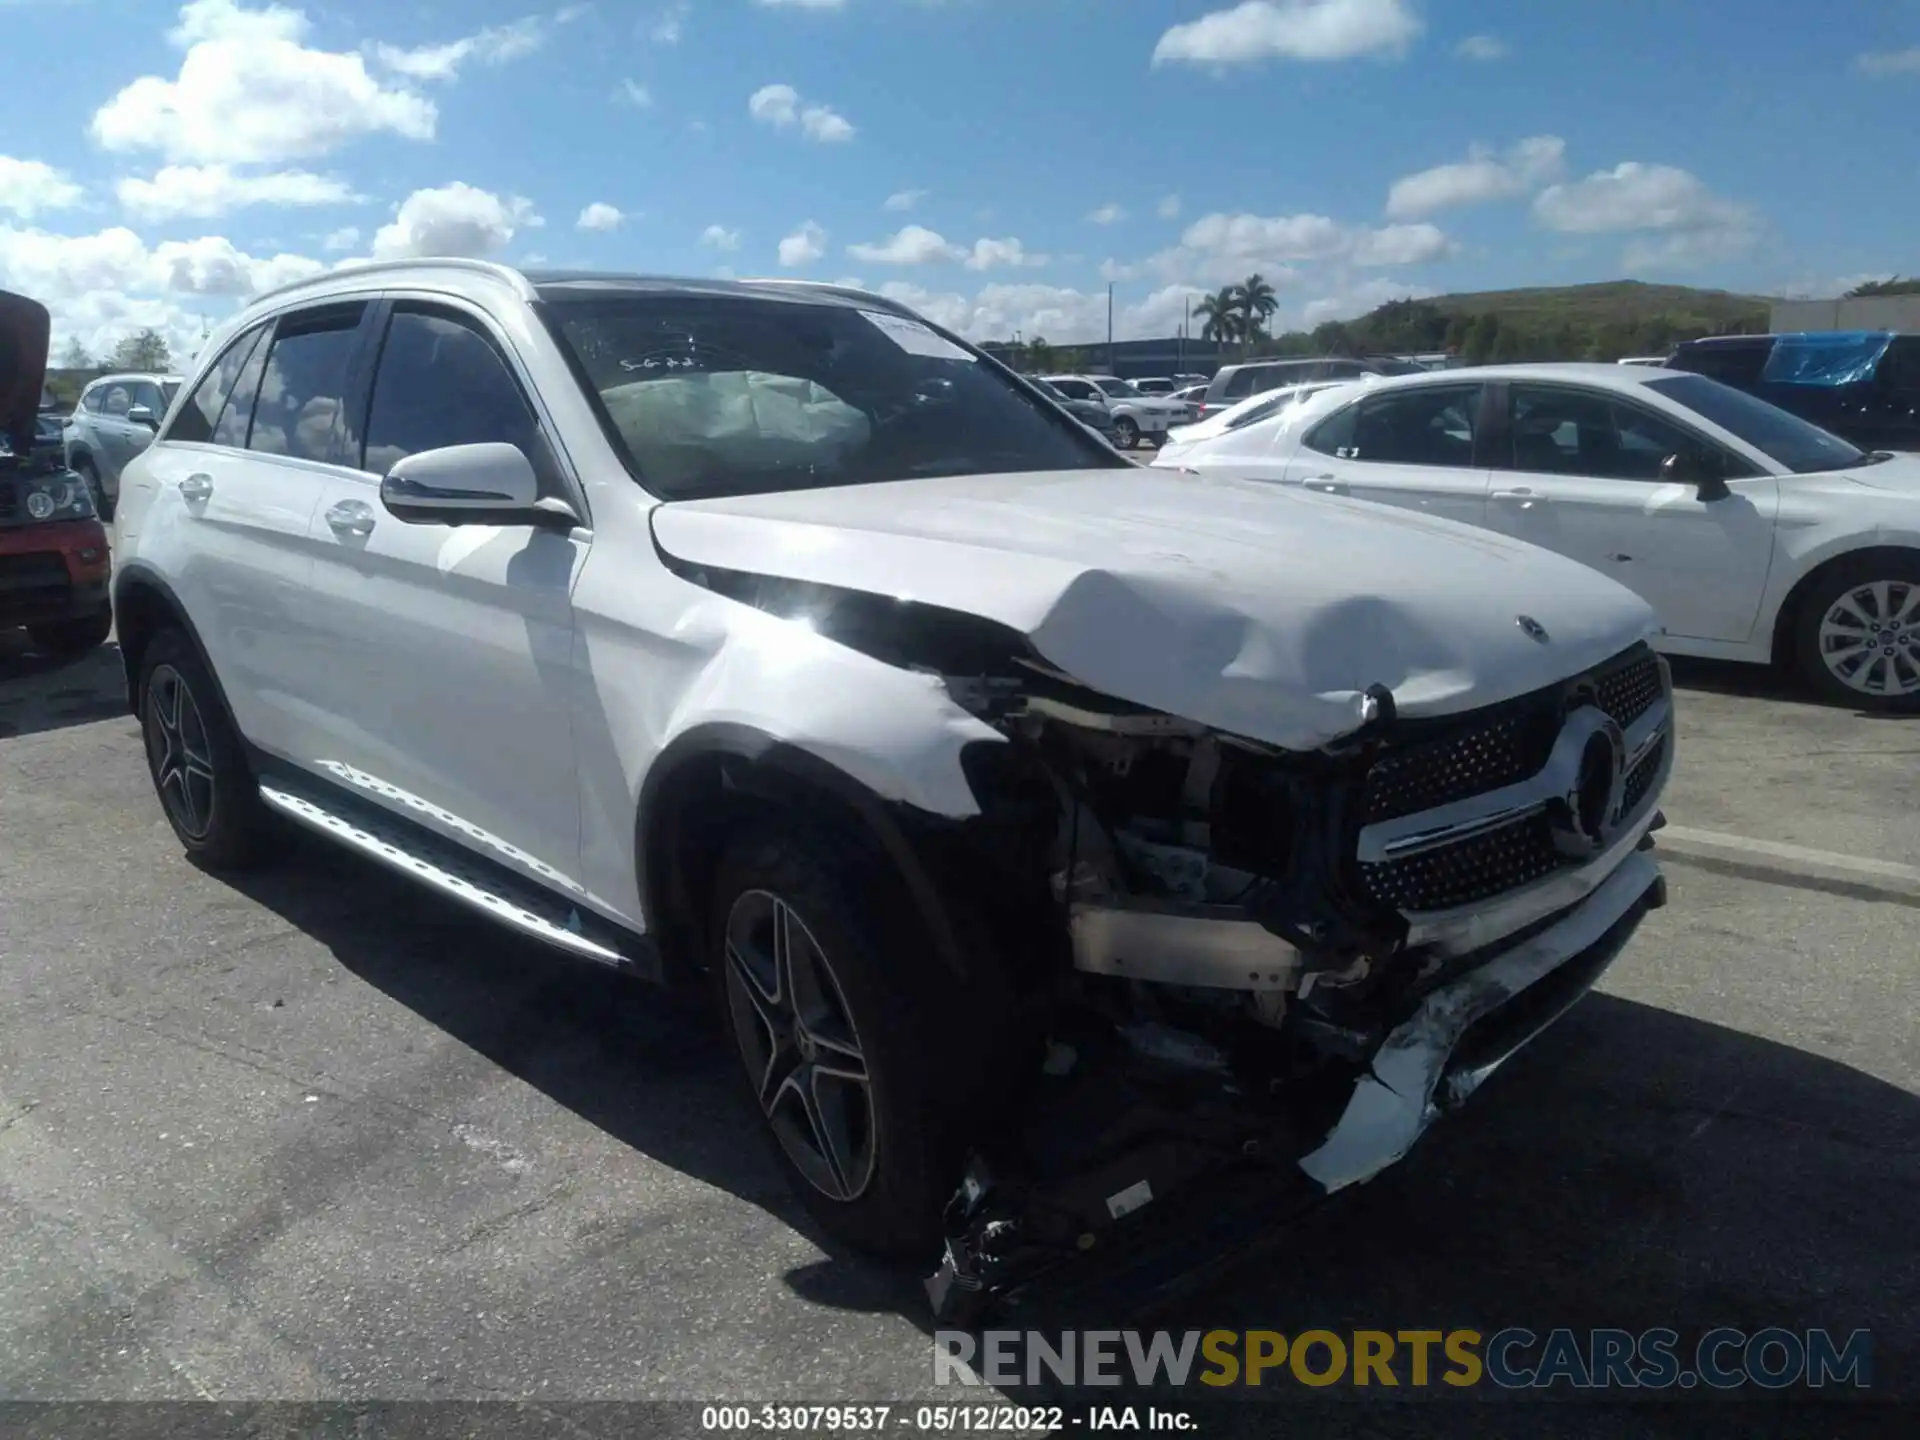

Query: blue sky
2,0,1918,360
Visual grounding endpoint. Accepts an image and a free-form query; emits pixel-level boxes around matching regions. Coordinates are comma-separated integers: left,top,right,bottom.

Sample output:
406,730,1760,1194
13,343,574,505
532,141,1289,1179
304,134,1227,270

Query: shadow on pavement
1668,654,1917,722
214,835,1917,1430
0,633,128,739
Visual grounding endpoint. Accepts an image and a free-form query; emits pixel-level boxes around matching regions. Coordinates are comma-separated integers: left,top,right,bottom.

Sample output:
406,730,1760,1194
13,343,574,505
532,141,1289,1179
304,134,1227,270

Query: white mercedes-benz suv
111,262,1675,1312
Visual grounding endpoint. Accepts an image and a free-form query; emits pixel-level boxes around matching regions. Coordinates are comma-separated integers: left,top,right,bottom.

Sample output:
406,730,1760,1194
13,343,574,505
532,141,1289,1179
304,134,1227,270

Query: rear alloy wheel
139,628,282,868
27,611,112,658
1112,415,1140,449
1795,557,1920,713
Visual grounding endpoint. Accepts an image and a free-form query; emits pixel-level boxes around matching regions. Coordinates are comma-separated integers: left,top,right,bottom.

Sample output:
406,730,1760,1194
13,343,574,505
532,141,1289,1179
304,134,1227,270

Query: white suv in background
1040,373,1189,448
111,261,1673,1312
64,370,181,520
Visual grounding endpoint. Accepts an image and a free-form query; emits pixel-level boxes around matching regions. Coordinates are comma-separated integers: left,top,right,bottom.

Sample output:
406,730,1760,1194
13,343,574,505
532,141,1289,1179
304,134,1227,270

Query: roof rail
246,256,535,309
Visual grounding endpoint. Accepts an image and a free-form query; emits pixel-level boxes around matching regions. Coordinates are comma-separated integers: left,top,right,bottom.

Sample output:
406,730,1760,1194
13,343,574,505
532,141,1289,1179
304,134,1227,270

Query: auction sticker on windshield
861,310,975,362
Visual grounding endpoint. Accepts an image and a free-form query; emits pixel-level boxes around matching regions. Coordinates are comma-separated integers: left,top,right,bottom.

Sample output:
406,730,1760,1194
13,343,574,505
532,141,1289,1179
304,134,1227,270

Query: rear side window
361,308,542,474
1309,384,1483,466
1218,367,1262,400
245,304,366,463
80,386,106,414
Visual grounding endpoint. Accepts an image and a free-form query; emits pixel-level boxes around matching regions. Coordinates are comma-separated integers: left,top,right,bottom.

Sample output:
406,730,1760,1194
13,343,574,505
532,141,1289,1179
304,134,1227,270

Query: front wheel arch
635,726,983,994
1770,545,1920,668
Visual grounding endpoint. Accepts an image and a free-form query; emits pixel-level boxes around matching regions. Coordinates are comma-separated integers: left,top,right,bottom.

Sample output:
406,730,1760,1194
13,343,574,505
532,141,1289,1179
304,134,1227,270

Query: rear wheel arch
112,569,241,738
635,725,981,993
1769,544,1920,667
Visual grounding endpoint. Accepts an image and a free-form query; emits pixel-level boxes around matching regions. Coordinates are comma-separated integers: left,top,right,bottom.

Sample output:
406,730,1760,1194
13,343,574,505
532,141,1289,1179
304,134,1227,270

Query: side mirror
380,442,575,528
127,404,157,429
1661,448,1730,502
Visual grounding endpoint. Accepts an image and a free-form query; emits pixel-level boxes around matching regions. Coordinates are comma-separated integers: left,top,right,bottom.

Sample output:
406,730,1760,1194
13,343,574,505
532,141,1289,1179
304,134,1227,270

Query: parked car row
1154,361,1920,710
8,267,1683,1320
1040,372,1194,447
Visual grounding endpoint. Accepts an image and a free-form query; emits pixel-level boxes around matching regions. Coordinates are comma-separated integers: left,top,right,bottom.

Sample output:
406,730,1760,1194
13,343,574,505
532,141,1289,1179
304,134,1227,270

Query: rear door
1481,381,1780,643
138,302,374,760
1279,381,1493,527
301,297,587,892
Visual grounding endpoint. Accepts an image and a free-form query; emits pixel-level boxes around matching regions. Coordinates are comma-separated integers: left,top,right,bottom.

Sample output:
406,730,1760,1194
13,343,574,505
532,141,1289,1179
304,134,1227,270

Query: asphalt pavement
1,636,1914,1434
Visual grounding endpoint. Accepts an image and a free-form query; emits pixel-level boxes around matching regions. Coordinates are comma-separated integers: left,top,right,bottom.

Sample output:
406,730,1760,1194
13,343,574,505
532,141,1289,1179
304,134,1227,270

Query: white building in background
1771,294,1920,332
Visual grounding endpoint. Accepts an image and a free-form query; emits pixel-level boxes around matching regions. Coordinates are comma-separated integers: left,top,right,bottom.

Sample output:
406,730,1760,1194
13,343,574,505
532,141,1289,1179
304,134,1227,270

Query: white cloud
849,224,962,265
701,223,742,251
576,202,624,232
1384,135,1565,219
1153,0,1421,68
150,234,326,295
873,279,1205,348
93,1,437,165
1156,194,1182,219
1533,161,1749,234
1857,47,1920,76
1533,161,1757,272
370,16,547,82
1086,203,1127,225
1453,34,1508,61
646,2,690,43
0,157,84,219
747,83,855,141
884,188,929,212
1301,277,1435,328
370,182,539,260
778,220,827,266
964,237,1047,271
1347,222,1453,266
116,164,357,221
616,78,654,107
322,225,360,251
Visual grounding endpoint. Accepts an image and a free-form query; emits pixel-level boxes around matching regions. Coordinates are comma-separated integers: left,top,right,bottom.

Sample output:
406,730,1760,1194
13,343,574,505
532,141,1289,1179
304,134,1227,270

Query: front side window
1506,384,1735,481
103,385,131,417
171,330,262,443
1310,384,1481,466
1646,373,1867,474
245,304,365,464
361,308,541,475
542,293,1121,500
128,381,166,417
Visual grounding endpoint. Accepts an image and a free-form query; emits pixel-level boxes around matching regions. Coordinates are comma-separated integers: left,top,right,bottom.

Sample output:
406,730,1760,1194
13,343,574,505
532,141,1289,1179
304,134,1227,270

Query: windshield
1093,378,1141,399
542,292,1124,499
1646,373,1869,473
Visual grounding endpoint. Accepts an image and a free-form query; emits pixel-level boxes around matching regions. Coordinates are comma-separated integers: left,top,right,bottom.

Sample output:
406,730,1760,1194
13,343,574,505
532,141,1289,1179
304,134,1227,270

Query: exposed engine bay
672,563,1675,1320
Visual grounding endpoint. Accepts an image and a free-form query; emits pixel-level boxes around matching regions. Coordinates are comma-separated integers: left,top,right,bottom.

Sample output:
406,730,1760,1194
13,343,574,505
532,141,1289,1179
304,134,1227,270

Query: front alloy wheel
1112,415,1140,449
1811,576,1920,706
144,662,218,841
722,888,877,1203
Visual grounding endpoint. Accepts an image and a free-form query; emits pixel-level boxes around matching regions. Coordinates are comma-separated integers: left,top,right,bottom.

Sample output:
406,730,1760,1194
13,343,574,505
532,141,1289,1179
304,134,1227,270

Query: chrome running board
258,782,631,969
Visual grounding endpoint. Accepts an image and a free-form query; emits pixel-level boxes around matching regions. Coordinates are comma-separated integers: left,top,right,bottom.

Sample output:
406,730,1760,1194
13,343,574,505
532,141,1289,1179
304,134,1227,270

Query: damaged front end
672,564,1674,1321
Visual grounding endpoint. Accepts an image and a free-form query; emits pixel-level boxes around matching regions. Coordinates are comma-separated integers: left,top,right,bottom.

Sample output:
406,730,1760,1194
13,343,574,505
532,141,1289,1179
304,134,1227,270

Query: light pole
1106,282,1115,375
1012,330,1022,372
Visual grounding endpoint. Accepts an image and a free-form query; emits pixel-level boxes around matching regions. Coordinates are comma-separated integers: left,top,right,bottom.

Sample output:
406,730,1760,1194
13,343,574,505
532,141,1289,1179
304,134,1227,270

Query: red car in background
2,289,113,658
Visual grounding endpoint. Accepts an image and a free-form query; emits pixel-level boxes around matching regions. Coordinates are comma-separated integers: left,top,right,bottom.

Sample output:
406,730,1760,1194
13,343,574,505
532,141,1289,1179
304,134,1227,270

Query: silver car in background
63,371,181,520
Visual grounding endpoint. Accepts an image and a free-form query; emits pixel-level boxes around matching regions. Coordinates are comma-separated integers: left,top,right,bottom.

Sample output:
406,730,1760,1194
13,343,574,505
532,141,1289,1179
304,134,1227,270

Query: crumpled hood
651,468,1661,750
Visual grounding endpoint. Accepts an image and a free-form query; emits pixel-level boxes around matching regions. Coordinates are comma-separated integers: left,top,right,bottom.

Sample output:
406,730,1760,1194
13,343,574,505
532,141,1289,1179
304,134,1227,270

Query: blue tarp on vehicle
1760,331,1894,387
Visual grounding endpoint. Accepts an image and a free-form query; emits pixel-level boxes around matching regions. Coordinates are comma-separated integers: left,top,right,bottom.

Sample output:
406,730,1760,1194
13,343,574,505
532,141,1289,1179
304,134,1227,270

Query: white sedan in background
1152,362,1920,711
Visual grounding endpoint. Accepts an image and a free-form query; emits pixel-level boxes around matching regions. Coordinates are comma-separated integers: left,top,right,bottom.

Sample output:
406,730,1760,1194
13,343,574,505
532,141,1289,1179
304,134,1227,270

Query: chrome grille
1357,644,1670,915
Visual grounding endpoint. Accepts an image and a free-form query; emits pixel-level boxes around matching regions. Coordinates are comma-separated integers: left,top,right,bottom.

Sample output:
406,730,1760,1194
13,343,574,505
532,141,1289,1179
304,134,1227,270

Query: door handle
324,499,377,537
1305,474,1349,495
1491,487,1546,508
179,473,213,503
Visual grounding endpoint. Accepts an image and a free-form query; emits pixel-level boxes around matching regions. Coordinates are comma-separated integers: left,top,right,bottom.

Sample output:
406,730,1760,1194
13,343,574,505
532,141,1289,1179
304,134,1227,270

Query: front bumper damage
926,841,1668,1321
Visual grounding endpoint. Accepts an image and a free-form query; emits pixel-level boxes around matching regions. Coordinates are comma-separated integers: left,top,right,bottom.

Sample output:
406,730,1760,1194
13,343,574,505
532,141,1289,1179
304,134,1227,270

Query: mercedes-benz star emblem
1517,615,1550,643
1546,707,1629,859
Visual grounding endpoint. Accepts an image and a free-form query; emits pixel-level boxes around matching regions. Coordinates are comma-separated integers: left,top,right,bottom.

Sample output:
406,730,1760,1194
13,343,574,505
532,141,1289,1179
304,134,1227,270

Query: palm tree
1194,287,1240,345
1234,274,1278,355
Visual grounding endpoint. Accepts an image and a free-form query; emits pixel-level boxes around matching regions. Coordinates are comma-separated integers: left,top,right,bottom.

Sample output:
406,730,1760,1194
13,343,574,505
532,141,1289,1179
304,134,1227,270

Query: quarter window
245,304,366,464
361,308,542,474
168,326,266,444
1308,384,1482,466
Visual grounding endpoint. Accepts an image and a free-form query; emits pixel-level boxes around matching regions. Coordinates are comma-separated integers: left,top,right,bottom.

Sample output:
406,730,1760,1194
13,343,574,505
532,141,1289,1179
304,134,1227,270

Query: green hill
1422,280,1772,334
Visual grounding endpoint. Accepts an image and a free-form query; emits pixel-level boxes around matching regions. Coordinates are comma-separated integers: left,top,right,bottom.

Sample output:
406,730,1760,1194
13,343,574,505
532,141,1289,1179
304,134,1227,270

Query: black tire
1112,415,1140,449
707,816,1005,1260
27,611,112,658
1791,553,1920,713
138,627,283,869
